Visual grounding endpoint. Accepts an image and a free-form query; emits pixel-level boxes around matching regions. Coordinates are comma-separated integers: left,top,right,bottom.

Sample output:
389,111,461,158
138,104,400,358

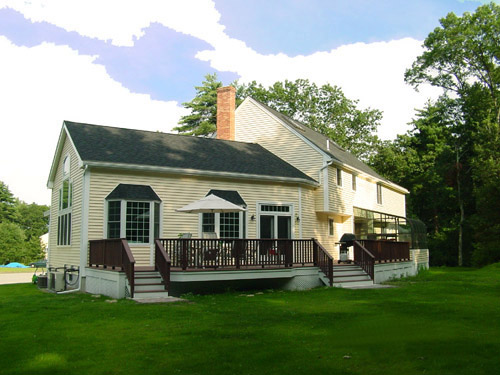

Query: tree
16,202,49,241
237,79,382,161
176,75,382,161
401,2,500,266
173,73,223,136
0,181,17,223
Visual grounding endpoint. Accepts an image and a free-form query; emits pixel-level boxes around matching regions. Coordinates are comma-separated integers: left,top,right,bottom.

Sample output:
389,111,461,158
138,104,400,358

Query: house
46,86,429,298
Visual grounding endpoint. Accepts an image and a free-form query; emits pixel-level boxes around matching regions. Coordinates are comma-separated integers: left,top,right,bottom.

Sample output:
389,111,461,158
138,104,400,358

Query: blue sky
0,0,492,204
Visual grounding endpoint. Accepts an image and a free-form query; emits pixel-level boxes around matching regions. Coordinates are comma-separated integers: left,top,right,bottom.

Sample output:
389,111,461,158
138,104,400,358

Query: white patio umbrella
175,194,246,213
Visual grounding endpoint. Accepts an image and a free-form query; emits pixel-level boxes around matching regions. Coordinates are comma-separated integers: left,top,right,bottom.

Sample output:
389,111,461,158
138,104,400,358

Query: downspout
319,159,333,212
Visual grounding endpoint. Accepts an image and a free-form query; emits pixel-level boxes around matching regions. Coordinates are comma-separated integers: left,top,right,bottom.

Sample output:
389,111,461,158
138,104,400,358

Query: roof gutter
83,161,320,188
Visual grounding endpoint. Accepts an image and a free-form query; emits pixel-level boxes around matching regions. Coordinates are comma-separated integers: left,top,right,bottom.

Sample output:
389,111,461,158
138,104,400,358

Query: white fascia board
46,122,85,188
83,161,319,187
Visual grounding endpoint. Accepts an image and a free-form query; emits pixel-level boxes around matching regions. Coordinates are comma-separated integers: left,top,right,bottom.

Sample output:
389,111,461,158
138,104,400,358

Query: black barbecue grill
336,233,356,264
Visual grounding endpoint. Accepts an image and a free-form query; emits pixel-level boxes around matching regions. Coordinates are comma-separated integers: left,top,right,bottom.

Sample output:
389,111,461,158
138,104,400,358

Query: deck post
181,239,188,270
312,238,318,266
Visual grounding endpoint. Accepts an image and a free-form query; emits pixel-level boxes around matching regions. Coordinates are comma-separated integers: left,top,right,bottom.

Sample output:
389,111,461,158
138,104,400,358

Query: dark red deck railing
356,239,410,263
89,238,135,297
353,240,375,280
157,238,316,271
313,239,333,286
154,240,171,292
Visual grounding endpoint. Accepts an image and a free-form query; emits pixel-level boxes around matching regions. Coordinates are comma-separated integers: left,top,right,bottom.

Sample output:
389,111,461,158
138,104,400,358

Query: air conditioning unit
48,272,65,291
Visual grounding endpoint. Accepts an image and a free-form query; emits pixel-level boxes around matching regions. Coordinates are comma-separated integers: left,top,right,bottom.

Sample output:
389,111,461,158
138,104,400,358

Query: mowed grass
0,267,43,274
0,265,499,375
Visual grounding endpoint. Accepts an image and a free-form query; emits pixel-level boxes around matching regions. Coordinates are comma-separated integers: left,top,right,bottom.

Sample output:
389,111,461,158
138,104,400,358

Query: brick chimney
216,86,236,140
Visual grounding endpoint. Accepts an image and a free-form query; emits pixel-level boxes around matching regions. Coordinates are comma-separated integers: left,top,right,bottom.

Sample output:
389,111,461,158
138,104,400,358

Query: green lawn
0,267,42,274
0,265,499,375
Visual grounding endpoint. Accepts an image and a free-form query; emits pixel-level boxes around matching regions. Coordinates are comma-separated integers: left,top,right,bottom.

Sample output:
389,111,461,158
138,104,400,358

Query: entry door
259,212,292,239
260,216,274,238
277,216,291,239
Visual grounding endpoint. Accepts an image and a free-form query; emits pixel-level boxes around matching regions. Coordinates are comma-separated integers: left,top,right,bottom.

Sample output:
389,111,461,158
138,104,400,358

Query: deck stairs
319,264,374,288
130,268,169,300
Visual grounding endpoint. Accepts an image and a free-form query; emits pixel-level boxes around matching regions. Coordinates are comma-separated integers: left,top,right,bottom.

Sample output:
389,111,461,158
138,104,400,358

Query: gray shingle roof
253,100,386,181
206,189,247,207
106,184,161,201
64,121,316,184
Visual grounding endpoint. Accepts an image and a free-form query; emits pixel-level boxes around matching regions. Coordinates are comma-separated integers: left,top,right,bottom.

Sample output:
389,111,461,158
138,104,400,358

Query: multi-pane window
107,201,160,244
260,205,290,213
377,183,383,204
337,168,342,186
202,213,215,233
352,174,356,191
57,213,71,246
126,202,150,243
57,156,72,246
201,212,242,238
107,201,121,239
220,212,240,238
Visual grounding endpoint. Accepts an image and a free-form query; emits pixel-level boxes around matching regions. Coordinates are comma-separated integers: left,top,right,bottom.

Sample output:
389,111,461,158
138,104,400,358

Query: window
377,183,383,204
62,155,70,177
337,168,342,186
329,219,334,236
352,174,356,191
107,201,160,244
57,156,72,246
258,203,293,239
201,212,242,239
107,201,121,239
105,184,162,244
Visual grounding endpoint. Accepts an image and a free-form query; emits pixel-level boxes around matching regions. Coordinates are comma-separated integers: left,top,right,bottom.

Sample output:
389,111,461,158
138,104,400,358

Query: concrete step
135,276,163,284
333,274,371,282
333,269,367,277
134,283,166,292
133,290,170,299
333,279,374,288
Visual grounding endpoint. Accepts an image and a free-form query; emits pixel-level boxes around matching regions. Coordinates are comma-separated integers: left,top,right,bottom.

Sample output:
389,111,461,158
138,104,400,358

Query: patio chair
202,232,219,267
175,233,192,268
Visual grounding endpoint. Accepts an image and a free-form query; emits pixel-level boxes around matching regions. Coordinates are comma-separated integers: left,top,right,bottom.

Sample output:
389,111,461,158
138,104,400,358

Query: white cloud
0,0,225,47
0,36,187,205
0,0,444,204
197,37,442,139
1,0,441,139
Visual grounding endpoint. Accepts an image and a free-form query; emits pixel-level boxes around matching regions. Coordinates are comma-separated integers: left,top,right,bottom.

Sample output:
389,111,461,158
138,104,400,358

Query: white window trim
57,154,72,246
337,168,343,187
198,211,245,239
256,202,294,239
105,199,161,245
328,218,335,237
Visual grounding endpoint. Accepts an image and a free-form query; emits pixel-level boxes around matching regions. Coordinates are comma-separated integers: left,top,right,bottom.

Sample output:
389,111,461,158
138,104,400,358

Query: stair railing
313,239,333,286
155,239,171,292
88,238,135,297
353,240,375,281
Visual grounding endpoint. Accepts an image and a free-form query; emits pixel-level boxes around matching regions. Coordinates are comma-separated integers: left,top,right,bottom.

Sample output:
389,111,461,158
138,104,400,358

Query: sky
0,0,492,205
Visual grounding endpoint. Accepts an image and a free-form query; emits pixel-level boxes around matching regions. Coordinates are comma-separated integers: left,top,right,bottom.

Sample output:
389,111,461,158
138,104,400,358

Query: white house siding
352,173,406,217
235,99,325,209
88,169,317,266
48,134,84,268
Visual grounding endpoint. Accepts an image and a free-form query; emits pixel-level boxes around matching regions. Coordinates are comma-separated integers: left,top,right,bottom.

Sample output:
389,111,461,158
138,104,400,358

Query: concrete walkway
0,273,33,285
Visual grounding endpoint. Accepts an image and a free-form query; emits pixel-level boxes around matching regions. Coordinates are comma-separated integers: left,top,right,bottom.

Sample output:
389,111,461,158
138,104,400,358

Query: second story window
57,155,72,246
377,183,383,205
337,168,342,186
352,174,356,191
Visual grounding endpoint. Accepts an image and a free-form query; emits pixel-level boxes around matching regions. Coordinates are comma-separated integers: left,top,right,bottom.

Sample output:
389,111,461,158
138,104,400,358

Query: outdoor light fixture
296,216,300,223
251,215,255,221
